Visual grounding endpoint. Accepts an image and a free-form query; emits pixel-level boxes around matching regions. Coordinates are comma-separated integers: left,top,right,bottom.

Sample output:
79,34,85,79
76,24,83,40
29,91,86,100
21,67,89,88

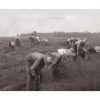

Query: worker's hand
31,70,36,76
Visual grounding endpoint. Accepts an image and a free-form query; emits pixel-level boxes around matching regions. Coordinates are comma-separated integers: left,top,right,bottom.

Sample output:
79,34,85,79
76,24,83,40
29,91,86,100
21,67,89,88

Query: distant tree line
20,31,100,38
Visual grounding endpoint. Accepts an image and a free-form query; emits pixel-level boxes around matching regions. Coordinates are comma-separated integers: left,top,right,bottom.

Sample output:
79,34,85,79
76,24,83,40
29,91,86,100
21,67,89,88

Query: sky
0,9,100,36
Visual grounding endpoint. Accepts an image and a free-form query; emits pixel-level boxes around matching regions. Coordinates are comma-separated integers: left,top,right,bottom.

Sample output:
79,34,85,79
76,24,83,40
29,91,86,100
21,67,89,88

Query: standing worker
16,38,21,47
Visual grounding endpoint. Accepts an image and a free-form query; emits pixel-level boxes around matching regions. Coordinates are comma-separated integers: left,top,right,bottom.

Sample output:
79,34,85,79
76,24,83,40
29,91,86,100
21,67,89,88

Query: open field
0,34,100,91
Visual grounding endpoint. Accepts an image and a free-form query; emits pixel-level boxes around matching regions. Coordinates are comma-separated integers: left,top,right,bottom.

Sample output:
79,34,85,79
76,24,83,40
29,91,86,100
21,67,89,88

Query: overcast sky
0,9,100,36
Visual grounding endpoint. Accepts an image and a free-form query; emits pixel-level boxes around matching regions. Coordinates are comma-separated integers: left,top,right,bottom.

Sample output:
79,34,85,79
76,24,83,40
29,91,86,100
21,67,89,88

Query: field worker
57,48,76,61
75,38,87,54
67,38,74,48
88,46,97,54
9,40,16,51
73,43,78,61
66,40,70,49
29,34,35,47
78,48,88,60
31,34,34,38
35,36,40,45
15,38,20,47
25,52,62,91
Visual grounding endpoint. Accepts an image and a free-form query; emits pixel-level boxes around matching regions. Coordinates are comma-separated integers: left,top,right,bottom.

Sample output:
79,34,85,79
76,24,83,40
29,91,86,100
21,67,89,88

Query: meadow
0,33,100,91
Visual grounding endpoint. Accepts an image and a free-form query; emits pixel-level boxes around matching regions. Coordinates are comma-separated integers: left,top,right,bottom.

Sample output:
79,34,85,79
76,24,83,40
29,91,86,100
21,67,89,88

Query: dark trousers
26,59,45,91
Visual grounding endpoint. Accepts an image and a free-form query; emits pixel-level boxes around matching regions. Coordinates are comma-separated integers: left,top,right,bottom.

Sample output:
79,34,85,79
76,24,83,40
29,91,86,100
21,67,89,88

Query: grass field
0,34,100,91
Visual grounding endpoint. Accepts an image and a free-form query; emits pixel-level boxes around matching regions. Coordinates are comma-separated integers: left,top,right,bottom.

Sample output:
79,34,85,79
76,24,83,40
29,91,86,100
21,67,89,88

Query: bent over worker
25,52,62,91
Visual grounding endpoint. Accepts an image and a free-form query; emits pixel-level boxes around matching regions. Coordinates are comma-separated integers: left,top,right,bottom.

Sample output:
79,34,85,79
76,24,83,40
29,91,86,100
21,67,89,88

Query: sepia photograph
0,9,100,91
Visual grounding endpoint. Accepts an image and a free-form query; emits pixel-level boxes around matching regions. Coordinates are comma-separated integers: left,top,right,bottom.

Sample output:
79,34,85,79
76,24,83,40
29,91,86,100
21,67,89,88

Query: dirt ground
0,35,100,91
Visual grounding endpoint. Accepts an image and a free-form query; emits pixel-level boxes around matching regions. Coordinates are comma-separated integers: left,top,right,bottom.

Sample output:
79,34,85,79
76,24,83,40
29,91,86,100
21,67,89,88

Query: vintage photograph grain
0,9,100,91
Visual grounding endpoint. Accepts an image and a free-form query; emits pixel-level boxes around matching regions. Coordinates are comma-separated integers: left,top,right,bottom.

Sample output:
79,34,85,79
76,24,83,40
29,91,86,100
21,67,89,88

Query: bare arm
52,56,59,65
30,58,41,70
